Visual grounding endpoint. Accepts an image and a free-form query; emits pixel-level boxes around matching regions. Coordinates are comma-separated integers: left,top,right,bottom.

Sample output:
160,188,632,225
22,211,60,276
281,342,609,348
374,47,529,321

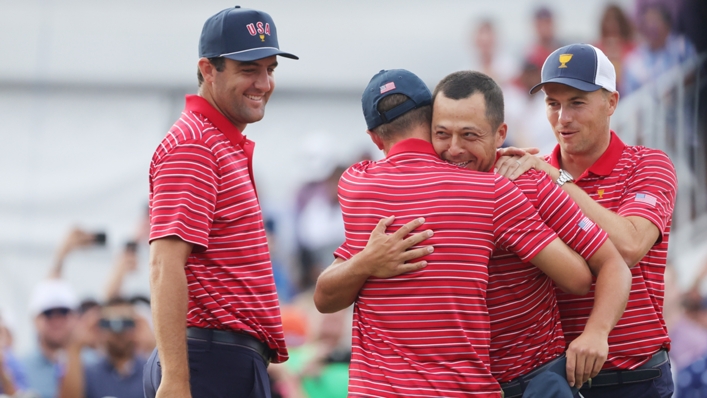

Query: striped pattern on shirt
546,131,676,370
334,139,558,397
488,170,608,382
148,95,288,363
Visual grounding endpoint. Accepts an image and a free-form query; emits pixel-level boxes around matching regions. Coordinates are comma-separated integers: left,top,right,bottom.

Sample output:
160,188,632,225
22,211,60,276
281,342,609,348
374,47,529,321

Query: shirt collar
185,95,249,148
548,130,625,178
387,138,439,158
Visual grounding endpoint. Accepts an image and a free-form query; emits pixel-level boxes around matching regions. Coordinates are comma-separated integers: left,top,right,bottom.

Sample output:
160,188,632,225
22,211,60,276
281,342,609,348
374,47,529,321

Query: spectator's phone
125,241,138,253
93,232,107,245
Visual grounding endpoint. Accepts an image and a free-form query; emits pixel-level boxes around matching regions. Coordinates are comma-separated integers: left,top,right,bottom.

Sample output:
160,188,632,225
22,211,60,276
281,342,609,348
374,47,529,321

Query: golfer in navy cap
496,43,676,398
143,6,297,398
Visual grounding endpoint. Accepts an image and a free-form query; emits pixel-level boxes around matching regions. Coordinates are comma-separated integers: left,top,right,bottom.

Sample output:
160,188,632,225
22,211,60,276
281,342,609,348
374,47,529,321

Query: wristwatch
556,169,574,187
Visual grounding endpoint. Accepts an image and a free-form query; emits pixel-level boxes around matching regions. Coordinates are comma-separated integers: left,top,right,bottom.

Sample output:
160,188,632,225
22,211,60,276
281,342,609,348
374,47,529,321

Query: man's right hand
360,216,433,279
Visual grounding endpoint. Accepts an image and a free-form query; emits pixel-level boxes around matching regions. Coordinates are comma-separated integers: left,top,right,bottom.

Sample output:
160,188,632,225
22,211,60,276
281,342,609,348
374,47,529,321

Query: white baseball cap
28,279,79,317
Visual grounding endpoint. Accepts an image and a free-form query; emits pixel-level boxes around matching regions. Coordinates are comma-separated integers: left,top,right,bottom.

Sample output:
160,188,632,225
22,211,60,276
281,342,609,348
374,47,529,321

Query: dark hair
601,4,634,41
103,297,133,308
432,71,504,130
371,94,432,140
197,57,227,87
643,4,672,28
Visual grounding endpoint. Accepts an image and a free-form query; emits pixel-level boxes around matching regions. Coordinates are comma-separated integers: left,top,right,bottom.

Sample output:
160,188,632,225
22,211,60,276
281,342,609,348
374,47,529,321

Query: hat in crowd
199,6,298,62
28,279,79,317
530,43,616,94
362,69,432,130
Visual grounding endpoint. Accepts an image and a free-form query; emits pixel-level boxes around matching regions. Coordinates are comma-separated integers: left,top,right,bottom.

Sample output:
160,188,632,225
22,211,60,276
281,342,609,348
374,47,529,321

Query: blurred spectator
594,4,636,90
270,292,350,398
266,218,297,304
676,353,707,397
526,6,564,65
468,19,518,86
59,298,145,398
668,258,707,372
21,280,79,398
621,3,697,95
294,164,347,291
503,53,556,154
1,309,28,396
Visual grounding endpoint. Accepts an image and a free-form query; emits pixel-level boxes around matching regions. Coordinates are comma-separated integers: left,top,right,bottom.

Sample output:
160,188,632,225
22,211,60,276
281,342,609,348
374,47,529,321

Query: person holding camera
59,297,145,398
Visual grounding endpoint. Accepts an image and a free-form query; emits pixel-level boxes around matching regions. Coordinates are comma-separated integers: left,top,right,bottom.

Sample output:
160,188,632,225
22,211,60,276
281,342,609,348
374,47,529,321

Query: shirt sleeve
521,171,609,260
493,174,558,261
616,150,677,238
149,140,219,252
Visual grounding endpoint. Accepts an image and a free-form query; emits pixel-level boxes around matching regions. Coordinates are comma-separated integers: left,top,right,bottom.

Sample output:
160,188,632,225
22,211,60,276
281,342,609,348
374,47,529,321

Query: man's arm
565,239,631,388
527,238,592,295
149,237,193,398
313,216,433,313
496,152,660,266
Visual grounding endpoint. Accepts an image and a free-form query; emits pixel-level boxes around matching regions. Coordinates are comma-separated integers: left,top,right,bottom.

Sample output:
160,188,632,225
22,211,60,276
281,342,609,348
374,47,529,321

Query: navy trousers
143,338,271,398
579,360,674,398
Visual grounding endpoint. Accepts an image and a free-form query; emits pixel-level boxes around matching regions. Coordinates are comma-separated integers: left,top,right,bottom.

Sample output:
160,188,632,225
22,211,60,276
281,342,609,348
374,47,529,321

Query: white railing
611,53,707,258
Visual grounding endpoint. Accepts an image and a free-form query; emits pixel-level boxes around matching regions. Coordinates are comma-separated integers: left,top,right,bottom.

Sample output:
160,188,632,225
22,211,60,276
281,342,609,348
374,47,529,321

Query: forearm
585,247,632,337
0,366,16,396
150,254,190,386
57,345,84,398
538,164,648,266
314,255,371,313
104,266,126,301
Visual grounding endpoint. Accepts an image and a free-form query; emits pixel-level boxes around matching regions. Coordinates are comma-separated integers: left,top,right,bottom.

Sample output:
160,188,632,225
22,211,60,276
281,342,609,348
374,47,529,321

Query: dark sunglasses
41,308,72,318
99,318,136,333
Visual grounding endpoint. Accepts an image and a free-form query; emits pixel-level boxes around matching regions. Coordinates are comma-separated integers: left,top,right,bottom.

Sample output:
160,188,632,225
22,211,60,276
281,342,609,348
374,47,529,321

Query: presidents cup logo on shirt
246,22,271,42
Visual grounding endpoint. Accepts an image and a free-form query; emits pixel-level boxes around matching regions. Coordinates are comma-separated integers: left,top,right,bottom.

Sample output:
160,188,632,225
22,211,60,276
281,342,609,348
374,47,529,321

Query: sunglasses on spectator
41,308,72,318
99,318,136,333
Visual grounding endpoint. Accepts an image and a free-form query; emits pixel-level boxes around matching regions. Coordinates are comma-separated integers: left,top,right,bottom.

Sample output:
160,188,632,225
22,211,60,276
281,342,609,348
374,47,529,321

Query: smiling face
542,83,617,160
431,92,506,172
202,56,278,131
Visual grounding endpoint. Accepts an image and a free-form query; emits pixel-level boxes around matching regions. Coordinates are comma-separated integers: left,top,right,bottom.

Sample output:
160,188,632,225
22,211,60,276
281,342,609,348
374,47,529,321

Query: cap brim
529,77,602,94
222,48,299,62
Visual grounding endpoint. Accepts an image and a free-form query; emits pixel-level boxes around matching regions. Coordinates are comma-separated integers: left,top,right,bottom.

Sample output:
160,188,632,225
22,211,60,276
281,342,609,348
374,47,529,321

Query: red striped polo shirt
488,170,608,382
334,138,559,398
546,131,676,370
148,95,288,363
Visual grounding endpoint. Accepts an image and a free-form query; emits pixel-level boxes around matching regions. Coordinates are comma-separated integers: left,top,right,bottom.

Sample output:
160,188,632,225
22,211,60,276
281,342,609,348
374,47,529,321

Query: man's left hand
565,331,609,388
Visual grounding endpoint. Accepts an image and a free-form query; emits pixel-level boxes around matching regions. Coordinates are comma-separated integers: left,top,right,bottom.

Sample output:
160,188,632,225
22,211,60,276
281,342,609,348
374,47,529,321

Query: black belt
583,349,668,389
500,354,569,398
186,327,273,365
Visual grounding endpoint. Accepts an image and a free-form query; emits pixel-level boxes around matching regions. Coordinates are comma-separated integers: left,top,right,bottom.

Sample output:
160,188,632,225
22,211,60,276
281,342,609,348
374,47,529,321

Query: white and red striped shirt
148,95,288,363
334,139,558,397
546,131,676,370
488,170,608,382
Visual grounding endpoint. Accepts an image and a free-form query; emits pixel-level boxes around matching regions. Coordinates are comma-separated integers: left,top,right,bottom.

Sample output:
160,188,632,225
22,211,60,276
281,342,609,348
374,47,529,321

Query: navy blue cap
199,6,298,62
522,355,580,398
362,69,432,130
530,43,616,94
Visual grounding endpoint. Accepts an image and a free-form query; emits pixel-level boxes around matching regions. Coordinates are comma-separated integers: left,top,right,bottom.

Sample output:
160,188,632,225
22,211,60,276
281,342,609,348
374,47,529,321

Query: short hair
197,57,226,87
433,71,504,130
371,94,432,140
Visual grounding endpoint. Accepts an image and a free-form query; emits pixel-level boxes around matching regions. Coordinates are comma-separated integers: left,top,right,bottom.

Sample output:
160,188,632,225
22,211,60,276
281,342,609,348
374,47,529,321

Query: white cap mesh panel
592,45,617,92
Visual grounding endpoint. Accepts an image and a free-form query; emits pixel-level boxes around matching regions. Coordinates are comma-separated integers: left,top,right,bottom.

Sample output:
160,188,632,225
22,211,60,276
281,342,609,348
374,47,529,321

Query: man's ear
197,58,217,85
607,90,620,117
367,130,385,150
495,122,508,148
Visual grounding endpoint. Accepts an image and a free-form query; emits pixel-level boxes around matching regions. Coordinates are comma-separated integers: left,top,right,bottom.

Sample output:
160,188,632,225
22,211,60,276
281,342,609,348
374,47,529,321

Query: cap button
234,5,240,8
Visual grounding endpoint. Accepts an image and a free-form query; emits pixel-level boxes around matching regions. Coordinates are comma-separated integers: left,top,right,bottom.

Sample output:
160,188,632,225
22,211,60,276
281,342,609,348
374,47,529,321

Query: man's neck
109,354,135,377
382,125,431,155
39,340,61,362
197,87,247,132
559,132,611,178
